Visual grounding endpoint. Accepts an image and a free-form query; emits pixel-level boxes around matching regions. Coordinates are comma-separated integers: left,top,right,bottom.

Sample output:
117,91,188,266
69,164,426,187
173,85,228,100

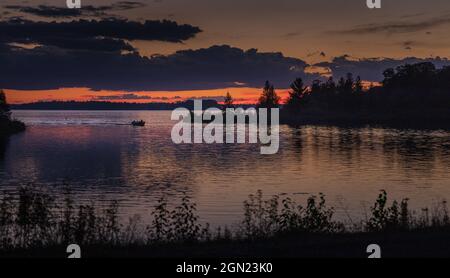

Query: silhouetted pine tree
285,78,307,111
257,81,280,109
222,92,234,110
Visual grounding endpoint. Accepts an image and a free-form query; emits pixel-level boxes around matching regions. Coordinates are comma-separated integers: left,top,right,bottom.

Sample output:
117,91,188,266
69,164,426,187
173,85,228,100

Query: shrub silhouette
0,186,449,250
365,190,419,232
147,193,211,243
241,190,340,239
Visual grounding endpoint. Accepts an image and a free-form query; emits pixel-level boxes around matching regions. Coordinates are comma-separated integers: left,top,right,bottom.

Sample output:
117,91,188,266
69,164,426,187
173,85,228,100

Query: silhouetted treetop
0,90,11,120
382,62,437,92
257,80,280,109
223,92,234,110
285,78,307,111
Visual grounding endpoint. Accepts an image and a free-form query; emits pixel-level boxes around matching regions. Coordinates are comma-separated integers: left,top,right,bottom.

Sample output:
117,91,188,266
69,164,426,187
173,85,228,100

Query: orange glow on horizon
4,80,380,106
4,87,292,105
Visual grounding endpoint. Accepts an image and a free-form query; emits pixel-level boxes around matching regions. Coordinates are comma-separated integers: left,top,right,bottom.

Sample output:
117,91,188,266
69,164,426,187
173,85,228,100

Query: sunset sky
1,0,450,103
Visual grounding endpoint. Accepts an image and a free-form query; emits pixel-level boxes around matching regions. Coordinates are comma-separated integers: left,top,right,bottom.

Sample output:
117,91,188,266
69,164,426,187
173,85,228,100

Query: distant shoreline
11,101,450,131
11,101,193,111
10,100,254,111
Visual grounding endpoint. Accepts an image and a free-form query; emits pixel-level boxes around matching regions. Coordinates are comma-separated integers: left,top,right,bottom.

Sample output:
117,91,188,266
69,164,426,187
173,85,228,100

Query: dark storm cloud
0,17,201,52
0,44,319,91
333,14,450,35
4,2,146,18
0,18,202,44
315,56,450,81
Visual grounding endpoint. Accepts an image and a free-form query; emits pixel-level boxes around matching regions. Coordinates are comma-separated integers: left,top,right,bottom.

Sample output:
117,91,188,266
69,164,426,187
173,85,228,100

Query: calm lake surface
1,110,450,227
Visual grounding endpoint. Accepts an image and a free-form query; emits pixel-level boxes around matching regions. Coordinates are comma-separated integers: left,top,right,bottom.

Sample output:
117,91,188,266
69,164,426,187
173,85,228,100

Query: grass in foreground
0,186,449,257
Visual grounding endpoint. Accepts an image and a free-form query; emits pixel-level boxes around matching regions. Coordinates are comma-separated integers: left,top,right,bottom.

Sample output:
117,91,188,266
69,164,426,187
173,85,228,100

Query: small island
0,89,25,137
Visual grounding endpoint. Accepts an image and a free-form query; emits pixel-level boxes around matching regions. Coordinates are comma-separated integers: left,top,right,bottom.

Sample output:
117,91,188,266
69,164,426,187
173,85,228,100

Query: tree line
0,90,25,137
239,62,450,125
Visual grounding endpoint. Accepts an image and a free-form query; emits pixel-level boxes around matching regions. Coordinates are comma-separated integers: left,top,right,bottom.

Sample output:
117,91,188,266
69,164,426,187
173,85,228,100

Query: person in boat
131,120,145,126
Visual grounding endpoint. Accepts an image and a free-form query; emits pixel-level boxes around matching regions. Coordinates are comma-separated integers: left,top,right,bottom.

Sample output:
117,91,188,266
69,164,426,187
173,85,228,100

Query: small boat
131,120,146,127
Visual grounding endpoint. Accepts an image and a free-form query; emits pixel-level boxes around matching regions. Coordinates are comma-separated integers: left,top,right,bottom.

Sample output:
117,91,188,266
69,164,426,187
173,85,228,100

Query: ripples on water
1,110,450,227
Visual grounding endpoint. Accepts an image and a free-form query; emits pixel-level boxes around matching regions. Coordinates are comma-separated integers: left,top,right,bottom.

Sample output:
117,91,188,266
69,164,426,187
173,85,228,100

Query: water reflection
1,110,450,226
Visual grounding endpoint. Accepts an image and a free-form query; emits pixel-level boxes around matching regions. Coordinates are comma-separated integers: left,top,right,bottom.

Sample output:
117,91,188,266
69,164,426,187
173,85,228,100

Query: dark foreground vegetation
280,62,450,126
1,186,450,257
0,90,25,137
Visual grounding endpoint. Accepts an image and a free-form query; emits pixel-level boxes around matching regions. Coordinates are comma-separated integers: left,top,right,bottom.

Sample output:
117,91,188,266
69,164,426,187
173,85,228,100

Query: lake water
1,110,450,228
